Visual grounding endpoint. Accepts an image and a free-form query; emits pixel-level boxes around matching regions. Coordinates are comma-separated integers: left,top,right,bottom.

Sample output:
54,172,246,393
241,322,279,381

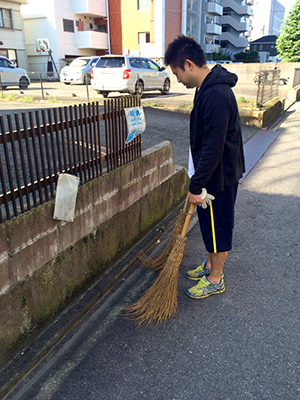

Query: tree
276,0,300,62
211,48,232,61
234,50,259,63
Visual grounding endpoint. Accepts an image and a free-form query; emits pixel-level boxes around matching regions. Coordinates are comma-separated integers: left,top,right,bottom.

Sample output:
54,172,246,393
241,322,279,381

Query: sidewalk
3,103,300,400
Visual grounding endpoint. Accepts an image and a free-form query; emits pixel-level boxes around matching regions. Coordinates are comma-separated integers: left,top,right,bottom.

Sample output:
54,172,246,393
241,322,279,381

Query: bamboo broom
138,193,190,271
126,204,195,326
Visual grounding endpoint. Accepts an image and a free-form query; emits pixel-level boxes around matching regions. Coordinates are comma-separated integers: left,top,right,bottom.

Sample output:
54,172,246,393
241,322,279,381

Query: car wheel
64,82,71,85
19,77,29,90
135,80,144,97
84,74,91,85
101,91,109,98
161,78,170,94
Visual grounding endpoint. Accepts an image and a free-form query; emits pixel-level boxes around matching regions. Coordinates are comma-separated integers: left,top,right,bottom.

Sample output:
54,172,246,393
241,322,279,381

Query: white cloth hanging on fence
53,173,80,222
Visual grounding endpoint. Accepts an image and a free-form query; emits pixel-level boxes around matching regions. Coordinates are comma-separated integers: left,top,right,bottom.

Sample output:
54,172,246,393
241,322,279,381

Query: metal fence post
40,73,45,100
86,80,89,102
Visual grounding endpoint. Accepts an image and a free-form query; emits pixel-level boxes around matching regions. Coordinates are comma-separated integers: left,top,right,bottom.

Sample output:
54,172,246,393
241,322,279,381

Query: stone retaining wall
0,141,189,367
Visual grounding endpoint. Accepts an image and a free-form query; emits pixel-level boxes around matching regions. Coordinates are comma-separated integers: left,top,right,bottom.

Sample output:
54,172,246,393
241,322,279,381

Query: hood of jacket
197,64,238,100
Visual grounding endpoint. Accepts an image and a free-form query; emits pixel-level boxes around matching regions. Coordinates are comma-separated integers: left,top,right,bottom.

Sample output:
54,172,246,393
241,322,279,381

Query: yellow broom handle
209,199,217,253
183,192,190,213
181,204,195,237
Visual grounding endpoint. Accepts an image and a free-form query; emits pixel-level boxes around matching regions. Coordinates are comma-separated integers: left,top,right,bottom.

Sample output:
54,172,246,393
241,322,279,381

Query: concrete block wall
0,141,189,367
167,62,300,87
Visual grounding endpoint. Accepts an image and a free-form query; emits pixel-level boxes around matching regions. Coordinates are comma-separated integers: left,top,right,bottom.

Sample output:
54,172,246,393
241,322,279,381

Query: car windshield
0,58,13,68
96,57,125,68
70,58,90,67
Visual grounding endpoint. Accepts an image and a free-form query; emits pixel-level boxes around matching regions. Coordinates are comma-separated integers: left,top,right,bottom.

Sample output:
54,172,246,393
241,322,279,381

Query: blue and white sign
124,106,146,143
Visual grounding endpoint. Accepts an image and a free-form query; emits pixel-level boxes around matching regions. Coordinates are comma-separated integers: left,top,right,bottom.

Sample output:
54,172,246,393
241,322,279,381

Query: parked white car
91,55,171,97
60,56,99,85
214,60,233,64
0,56,30,90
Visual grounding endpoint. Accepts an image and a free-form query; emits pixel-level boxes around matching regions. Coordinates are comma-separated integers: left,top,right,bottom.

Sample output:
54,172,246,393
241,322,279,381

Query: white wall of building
21,0,108,75
0,0,29,69
251,0,285,41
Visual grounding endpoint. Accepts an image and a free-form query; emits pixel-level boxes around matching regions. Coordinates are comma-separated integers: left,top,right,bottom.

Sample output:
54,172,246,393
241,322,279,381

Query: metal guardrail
0,95,142,222
292,68,300,88
254,69,280,108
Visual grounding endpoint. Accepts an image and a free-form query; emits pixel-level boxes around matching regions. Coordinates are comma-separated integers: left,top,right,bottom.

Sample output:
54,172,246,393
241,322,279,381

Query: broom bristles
138,210,187,271
126,235,187,326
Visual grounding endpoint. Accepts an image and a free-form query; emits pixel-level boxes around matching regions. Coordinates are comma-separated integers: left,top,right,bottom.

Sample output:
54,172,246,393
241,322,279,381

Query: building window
63,19,75,33
138,0,150,10
0,8,12,29
138,32,150,44
97,24,107,33
0,49,16,64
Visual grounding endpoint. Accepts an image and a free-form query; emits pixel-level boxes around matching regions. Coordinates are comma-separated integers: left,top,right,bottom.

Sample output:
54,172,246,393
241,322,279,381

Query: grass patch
0,93,34,102
144,102,158,107
2,93,18,101
237,96,256,110
237,96,251,103
48,97,58,103
21,96,34,102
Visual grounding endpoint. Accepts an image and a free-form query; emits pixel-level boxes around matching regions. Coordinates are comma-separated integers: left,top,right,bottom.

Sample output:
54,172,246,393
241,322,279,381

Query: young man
164,35,245,299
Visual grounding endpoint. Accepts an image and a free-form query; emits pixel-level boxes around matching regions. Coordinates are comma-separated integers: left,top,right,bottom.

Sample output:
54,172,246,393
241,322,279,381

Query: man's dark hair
164,35,206,69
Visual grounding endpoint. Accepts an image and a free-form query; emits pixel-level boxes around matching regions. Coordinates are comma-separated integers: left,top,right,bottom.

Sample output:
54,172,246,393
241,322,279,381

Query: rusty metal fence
292,68,300,88
0,95,142,223
254,69,280,108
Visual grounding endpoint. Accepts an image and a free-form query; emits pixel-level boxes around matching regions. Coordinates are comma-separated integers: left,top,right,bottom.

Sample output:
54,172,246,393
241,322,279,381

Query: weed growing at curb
0,93,34,102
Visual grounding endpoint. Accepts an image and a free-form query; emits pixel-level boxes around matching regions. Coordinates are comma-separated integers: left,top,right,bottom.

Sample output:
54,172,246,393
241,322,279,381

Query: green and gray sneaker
186,275,225,299
186,261,211,280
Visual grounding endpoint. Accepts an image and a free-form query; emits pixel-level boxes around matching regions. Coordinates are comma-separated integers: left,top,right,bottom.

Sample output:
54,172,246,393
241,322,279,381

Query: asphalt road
4,103,300,400
2,79,299,399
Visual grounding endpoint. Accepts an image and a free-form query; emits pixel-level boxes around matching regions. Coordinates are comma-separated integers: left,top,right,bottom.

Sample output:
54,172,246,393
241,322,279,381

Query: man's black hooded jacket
189,63,245,195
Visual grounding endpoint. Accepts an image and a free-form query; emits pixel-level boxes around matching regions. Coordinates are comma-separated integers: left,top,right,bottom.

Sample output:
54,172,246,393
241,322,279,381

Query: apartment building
250,0,285,41
221,0,252,55
0,0,29,69
20,0,109,74
182,0,222,56
182,0,252,58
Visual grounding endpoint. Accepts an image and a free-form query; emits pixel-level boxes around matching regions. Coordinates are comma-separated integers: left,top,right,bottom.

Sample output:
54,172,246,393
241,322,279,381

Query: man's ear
185,59,194,71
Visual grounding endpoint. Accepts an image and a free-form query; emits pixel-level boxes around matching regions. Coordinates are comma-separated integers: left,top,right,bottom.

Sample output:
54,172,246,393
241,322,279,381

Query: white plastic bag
188,146,195,178
124,106,146,143
53,173,80,222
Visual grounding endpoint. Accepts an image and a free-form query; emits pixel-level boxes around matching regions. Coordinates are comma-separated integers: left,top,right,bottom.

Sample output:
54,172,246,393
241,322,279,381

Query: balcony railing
206,1,223,16
76,31,108,50
206,23,222,35
221,15,249,32
221,31,249,48
222,0,252,16
204,43,221,53
73,0,107,17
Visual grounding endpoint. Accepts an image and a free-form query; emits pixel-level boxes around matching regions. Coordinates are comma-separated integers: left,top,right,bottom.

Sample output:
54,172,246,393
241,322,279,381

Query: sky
283,0,297,17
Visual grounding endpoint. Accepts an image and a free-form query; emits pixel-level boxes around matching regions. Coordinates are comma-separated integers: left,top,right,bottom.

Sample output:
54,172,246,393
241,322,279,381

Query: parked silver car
91,55,171,97
60,56,99,85
0,56,30,90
